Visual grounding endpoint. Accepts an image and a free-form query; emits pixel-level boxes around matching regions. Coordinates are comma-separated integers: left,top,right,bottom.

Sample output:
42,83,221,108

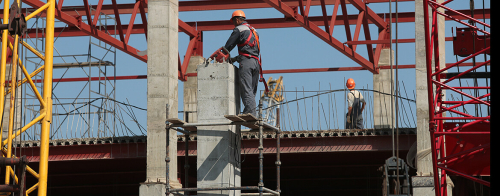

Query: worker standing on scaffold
345,78,366,129
224,10,262,117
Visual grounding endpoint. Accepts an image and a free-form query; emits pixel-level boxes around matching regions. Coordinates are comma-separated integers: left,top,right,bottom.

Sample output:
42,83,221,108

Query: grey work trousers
346,113,363,129
238,56,260,116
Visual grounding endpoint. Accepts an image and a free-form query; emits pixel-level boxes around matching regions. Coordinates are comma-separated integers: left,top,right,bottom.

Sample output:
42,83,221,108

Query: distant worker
345,78,366,129
224,10,261,117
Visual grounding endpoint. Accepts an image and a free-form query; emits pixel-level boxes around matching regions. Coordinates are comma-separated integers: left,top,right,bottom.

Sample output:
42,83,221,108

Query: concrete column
197,62,241,196
2,63,22,141
183,56,205,123
140,0,181,195
413,0,451,195
373,48,395,130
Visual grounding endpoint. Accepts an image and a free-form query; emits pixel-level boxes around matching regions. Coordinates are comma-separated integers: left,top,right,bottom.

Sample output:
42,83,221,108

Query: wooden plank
167,118,186,124
184,127,197,132
238,113,258,122
243,122,260,130
224,115,246,122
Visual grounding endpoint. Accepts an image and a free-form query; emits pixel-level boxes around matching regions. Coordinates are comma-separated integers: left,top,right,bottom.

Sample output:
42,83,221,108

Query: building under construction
0,0,490,196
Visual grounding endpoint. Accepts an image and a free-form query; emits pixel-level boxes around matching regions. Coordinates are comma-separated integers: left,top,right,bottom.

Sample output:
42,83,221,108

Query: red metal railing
422,0,490,195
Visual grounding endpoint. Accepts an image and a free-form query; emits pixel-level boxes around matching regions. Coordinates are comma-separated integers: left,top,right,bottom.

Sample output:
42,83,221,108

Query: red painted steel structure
4,1,490,194
4,61,483,84
422,1,490,196
15,135,415,195
19,0,391,80
10,1,489,81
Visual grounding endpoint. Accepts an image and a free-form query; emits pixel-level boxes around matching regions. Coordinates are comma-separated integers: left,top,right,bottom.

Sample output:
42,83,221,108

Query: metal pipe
5,33,20,184
0,156,28,166
170,121,251,127
165,104,171,195
184,133,190,195
38,1,56,195
262,122,280,131
169,186,279,195
422,1,441,195
170,186,260,192
0,0,12,147
275,108,281,194
0,185,20,192
258,98,264,196
262,187,280,195
241,193,274,196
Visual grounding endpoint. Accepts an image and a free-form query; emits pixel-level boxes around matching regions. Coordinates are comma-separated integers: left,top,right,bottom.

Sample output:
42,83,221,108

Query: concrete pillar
140,0,181,195
413,0,451,195
197,62,241,196
183,56,205,123
373,48,395,130
2,63,22,141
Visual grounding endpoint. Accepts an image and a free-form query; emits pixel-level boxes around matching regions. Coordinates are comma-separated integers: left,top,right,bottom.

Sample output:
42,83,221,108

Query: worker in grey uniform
224,10,261,117
345,78,366,129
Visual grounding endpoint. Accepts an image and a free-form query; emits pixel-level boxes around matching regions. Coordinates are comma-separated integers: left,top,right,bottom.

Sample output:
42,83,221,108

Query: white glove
347,115,351,123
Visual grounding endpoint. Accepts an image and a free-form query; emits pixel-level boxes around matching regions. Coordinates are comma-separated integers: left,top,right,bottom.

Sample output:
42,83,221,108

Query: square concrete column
140,0,181,195
183,56,205,123
413,0,451,195
197,62,241,196
373,48,395,130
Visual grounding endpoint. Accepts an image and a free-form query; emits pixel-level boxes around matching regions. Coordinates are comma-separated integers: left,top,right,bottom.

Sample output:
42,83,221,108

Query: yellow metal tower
261,76,284,126
1,0,54,195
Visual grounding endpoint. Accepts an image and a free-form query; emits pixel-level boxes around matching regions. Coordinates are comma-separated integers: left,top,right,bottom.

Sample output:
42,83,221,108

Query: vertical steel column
0,0,11,148
422,1,441,195
5,33,19,185
258,98,264,196
275,108,281,194
184,132,189,195
165,104,171,195
38,0,55,195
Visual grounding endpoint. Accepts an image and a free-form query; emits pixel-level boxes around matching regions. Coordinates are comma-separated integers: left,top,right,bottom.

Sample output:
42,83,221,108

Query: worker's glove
346,115,351,123
229,57,238,64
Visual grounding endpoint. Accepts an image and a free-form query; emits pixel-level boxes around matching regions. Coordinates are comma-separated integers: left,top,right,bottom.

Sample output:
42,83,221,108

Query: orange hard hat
231,10,246,22
346,78,355,89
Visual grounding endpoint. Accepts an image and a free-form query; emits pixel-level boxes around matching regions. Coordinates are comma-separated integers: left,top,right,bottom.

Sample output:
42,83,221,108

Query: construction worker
224,10,261,117
345,78,366,129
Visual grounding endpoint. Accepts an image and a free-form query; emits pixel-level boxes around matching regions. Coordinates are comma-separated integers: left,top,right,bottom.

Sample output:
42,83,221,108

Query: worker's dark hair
236,16,245,21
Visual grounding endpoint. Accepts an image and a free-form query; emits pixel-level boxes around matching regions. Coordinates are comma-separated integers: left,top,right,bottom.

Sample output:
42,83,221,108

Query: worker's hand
346,115,351,123
230,57,238,63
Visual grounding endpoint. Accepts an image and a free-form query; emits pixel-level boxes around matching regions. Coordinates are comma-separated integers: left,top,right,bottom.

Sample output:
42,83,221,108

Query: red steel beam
23,0,148,62
6,0,415,17
18,134,415,162
178,135,415,156
5,62,485,85
16,61,483,85
262,0,381,73
22,9,488,38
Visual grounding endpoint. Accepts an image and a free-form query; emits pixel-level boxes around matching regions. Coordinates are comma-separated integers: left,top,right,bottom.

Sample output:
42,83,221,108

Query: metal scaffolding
20,4,147,141
166,98,282,196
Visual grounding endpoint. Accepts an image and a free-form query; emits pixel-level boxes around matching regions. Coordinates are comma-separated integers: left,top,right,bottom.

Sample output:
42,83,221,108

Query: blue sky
11,0,490,138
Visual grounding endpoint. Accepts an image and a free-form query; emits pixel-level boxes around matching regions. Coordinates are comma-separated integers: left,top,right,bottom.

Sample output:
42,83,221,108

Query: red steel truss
17,0,393,80
13,1,490,81
422,0,490,196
